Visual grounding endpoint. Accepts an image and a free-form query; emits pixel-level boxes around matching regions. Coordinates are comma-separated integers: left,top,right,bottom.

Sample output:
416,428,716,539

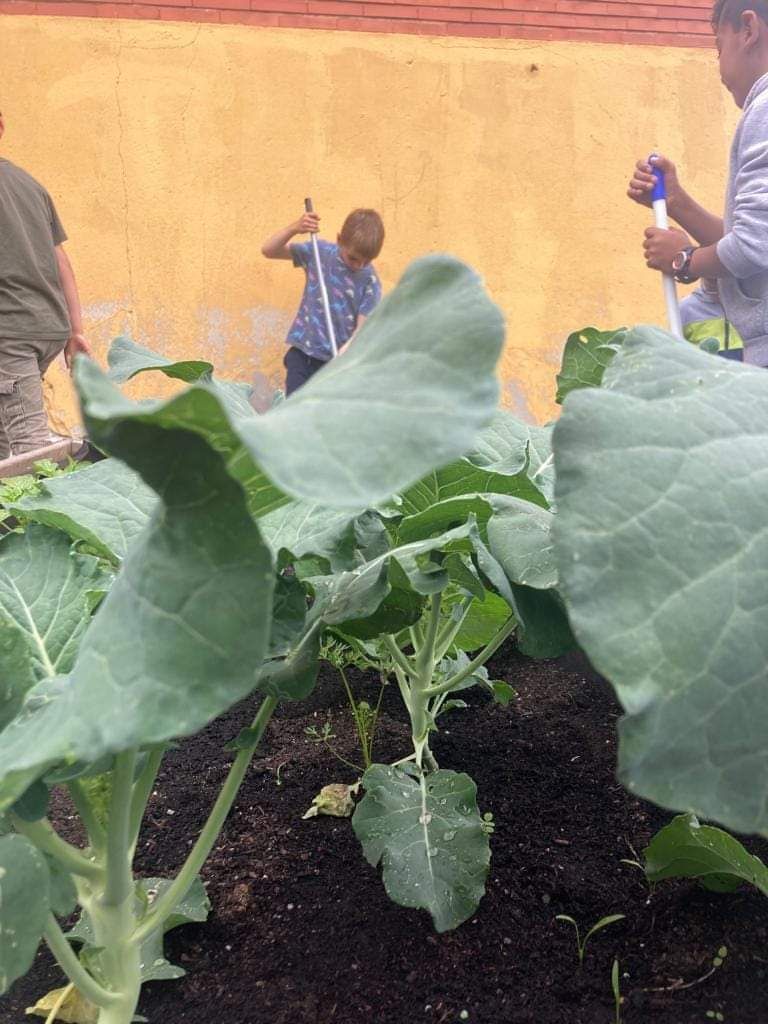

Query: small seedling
320,638,387,769
612,958,622,1024
555,913,626,965
480,812,495,836
305,716,363,774
705,1012,725,1022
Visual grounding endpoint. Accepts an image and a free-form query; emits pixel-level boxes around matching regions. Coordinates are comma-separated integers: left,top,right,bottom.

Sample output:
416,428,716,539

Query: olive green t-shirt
0,159,71,342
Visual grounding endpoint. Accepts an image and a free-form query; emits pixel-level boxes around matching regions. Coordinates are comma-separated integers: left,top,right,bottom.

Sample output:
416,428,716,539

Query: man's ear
743,10,763,46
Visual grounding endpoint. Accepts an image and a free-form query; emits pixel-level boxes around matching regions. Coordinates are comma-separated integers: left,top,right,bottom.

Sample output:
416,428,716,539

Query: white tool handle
305,197,338,357
649,157,684,340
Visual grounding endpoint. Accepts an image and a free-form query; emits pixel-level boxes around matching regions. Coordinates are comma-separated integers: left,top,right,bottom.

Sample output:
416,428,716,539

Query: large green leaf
259,501,365,569
553,326,768,833
0,833,50,994
0,428,275,810
485,496,557,590
555,326,626,404
400,458,547,521
644,814,768,896
108,337,257,421
353,764,489,932
308,523,474,628
467,410,555,504
108,337,214,384
10,459,157,563
0,527,107,729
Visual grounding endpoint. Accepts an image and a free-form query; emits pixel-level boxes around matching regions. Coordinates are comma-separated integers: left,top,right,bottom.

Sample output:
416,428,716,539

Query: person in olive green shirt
0,108,92,459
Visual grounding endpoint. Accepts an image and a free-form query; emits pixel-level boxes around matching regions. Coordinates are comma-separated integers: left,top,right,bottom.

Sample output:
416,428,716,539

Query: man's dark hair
713,0,768,28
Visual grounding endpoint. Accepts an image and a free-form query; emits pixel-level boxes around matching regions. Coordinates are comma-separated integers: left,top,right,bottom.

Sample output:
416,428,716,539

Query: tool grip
648,154,666,203
304,197,314,213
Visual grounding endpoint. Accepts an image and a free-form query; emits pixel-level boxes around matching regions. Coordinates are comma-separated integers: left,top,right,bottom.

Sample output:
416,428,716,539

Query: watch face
672,251,687,272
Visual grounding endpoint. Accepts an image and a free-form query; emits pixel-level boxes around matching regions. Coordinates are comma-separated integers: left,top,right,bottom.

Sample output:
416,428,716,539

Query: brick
250,0,307,12
362,2,413,16
158,6,220,19
35,2,100,14
278,10,337,24
219,8,280,22
0,1,38,12
308,0,363,14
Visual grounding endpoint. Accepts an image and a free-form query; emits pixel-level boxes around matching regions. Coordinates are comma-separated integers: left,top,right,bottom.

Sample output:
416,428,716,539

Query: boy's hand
628,155,683,213
294,212,320,235
643,226,691,274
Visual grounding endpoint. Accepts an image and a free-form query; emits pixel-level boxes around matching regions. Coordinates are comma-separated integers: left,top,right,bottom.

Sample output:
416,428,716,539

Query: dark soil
6,646,768,1024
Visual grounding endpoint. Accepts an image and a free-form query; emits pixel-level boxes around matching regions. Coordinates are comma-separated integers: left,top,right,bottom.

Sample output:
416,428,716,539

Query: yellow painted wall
0,16,739,426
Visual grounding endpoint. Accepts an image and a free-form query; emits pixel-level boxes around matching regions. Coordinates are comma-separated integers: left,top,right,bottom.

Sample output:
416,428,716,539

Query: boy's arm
55,245,93,370
261,212,320,260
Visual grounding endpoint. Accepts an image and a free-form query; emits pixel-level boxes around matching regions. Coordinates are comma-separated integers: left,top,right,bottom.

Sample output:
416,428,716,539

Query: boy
262,208,384,395
627,0,768,366
0,108,91,456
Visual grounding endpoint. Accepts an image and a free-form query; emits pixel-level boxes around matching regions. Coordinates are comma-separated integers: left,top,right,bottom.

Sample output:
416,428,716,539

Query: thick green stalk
408,594,443,770
103,752,137,907
43,915,118,1010
87,749,143,1024
11,816,102,881
133,695,278,944
423,616,517,698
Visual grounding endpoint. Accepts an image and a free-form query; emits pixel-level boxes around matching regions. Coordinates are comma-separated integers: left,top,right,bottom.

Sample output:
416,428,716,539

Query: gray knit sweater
717,73,768,366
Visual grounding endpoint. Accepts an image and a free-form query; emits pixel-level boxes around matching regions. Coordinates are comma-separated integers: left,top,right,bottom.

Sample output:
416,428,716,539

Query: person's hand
643,226,691,274
294,211,320,234
628,155,683,212
64,333,93,371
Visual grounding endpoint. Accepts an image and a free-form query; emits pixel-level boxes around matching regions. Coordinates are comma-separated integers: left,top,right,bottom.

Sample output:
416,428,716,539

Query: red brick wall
0,0,716,46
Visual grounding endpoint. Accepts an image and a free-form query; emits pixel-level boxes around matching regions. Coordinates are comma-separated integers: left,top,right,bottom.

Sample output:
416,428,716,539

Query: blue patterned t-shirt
287,240,381,361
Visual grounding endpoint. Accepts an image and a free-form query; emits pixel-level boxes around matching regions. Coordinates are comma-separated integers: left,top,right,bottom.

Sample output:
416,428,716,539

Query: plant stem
103,751,137,907
133,695,278,944
11,816,102,881
43,915,118,1009
416,594,442,678
127,745,166,856
337,665,369,769
434,596,474,663
423,616,517,697
383,636,415,679
366,674,388,764
68,779,106,853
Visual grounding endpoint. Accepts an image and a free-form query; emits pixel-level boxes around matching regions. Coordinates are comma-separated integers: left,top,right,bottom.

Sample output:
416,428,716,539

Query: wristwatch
672,246,699,284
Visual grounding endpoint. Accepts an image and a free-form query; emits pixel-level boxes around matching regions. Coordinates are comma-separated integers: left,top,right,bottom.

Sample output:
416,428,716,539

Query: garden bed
7,645,767,1024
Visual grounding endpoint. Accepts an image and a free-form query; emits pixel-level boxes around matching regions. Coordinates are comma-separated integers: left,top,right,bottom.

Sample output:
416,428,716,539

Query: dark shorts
283,347,327,396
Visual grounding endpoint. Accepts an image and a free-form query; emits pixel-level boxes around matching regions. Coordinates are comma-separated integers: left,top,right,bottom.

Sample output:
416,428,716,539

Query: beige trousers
0,337,66,460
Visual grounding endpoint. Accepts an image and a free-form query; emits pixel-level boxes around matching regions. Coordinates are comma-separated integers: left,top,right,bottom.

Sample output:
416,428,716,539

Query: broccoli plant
262,401,574,932
0,256,504,1023
553,326,768,880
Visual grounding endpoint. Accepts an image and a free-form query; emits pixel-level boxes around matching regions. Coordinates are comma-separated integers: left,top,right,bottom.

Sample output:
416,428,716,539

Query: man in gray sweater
0,108,91,458
628,0,768,366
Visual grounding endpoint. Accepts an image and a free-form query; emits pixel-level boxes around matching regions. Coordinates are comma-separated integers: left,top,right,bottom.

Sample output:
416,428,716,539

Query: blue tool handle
648,154,666,202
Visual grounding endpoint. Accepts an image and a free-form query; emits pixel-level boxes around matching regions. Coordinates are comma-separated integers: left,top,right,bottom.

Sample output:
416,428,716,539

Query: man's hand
643,226,692,275
628,155,684,214
294,211,320,235
64,333,92,371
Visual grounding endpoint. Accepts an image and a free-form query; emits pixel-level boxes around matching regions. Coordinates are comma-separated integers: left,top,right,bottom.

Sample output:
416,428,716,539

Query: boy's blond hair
339,209,385,261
